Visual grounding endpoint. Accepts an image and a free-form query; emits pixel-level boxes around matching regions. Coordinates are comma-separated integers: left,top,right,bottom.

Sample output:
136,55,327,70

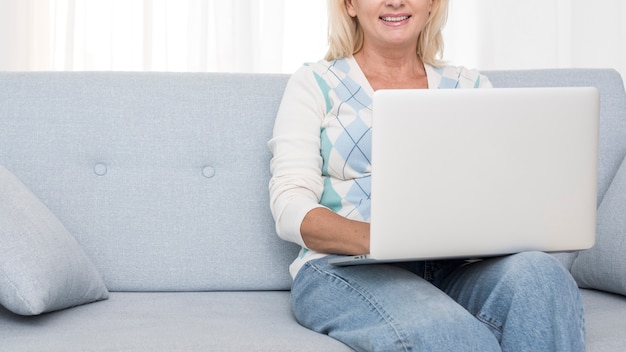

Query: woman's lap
291,251,584,352
291,256,499,352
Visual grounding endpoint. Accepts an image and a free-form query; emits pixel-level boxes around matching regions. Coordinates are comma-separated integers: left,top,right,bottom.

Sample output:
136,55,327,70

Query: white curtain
0,0,624,78
0,0,327,73
444,0,626,78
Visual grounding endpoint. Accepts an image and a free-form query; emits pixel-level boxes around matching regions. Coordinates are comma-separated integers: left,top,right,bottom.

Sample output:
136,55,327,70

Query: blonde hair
325,0,449,67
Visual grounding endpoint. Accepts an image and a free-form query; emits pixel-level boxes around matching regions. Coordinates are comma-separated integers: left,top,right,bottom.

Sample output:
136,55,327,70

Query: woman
269,0,585,351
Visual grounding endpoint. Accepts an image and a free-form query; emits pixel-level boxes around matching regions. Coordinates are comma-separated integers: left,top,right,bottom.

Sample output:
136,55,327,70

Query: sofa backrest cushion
0,72,298,291
0,70,624,292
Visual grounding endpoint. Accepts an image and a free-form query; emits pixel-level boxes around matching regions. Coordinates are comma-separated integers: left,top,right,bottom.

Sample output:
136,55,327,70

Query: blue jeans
291,251,585,352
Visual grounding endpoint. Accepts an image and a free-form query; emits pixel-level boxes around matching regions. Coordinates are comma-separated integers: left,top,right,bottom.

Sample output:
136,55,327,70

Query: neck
354,48,428,90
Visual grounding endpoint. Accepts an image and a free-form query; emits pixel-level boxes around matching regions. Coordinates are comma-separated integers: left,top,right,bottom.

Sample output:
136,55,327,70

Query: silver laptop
330,87,599,266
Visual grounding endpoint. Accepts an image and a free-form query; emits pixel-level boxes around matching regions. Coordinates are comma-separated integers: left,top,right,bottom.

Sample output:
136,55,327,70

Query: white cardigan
268,56,492,278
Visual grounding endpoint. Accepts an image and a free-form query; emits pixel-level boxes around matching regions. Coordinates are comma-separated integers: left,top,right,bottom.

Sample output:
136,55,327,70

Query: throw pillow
571,155,626,296
0,166,109,315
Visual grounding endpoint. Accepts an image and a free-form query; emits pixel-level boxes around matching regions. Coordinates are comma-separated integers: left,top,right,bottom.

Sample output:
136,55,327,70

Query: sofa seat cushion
581,289,626,352
0,291,352,351
1,290,624,351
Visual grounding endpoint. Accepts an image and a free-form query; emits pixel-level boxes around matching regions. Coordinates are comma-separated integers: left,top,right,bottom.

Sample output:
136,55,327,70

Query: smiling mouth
380,15,411,22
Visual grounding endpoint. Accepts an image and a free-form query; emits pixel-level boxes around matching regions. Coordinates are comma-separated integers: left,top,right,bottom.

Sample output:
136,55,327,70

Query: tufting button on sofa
94,163,108,176
202,165,215,178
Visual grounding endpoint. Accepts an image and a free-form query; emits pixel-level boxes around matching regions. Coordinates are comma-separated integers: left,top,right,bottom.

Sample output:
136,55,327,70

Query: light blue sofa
0,69,625,351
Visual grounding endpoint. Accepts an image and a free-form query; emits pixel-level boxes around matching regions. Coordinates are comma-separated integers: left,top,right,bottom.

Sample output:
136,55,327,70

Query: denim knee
441,251,585,352
501,251,577,290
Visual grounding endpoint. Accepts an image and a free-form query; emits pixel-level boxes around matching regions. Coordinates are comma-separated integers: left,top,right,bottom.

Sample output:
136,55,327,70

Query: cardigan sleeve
268,65,328,247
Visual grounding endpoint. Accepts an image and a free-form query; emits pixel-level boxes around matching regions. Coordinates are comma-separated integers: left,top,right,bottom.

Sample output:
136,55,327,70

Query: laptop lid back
369,87,599,260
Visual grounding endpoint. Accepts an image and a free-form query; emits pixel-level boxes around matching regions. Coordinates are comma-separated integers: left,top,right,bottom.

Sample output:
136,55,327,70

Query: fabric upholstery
0,291,352,351
581,289,626,351
0,72,298,292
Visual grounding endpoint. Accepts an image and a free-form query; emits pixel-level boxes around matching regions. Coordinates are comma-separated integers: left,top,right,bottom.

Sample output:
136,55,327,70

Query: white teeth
381,16,409,22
